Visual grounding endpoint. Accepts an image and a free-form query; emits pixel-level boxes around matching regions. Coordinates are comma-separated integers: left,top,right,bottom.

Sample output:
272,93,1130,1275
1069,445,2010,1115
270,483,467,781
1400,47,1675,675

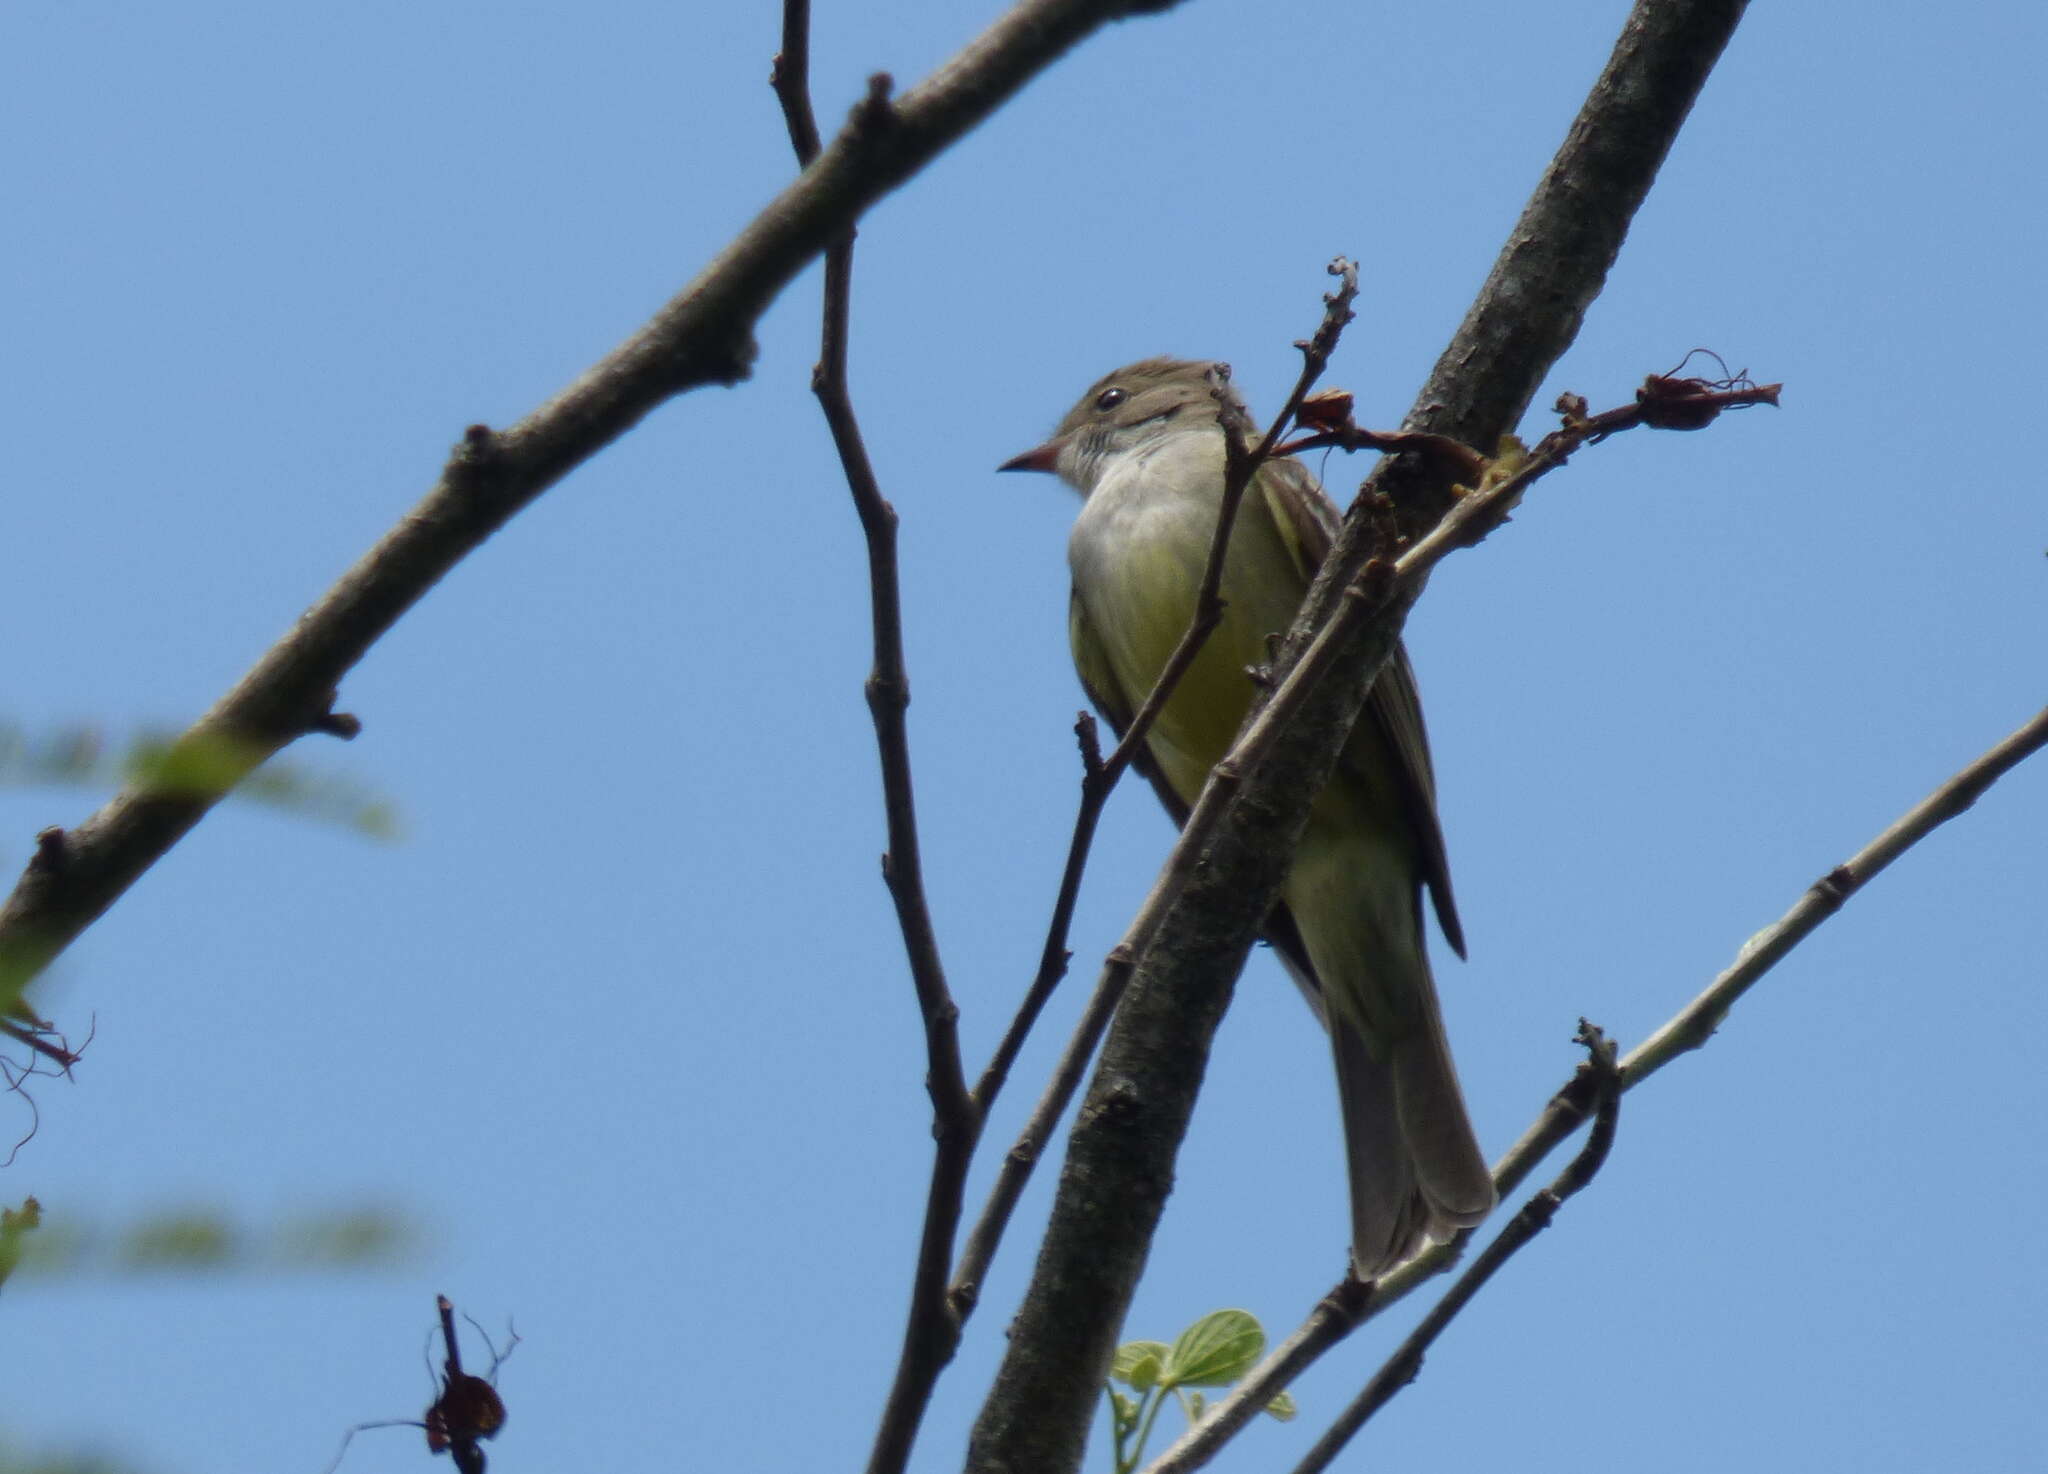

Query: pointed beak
998,440,1061,473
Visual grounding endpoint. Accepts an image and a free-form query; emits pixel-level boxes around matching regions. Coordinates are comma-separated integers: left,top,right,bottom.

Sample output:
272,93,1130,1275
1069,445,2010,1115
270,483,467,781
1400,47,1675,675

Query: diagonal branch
1151,698,2048,1471
1282,1026,1623,1474
966,4,1751,1470
1499,697,2048,1197
0,0,1191,1020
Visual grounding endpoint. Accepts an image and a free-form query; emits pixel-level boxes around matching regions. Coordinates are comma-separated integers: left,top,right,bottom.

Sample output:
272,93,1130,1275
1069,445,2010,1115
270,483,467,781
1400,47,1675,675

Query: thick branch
0,0,1189,1012
965,5,1749,1471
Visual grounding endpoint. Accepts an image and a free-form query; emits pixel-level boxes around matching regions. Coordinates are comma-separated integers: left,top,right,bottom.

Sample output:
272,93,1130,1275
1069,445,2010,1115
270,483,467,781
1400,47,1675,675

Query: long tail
1329,974,1494,1277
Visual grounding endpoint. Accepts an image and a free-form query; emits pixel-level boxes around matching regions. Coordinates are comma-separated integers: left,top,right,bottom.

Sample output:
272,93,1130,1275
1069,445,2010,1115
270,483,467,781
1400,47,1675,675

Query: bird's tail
1329,957,1494,1278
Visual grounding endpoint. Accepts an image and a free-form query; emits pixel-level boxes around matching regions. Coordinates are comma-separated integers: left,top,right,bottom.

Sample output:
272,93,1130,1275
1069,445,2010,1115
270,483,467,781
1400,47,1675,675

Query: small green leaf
1264,1390,1298,1422
1162,1309,1265,1388
0,1197,41,1289
1112,1339,1170,1391
121,1211,236,1268
1187,1391,1206,1419
1109,1390,1138,1428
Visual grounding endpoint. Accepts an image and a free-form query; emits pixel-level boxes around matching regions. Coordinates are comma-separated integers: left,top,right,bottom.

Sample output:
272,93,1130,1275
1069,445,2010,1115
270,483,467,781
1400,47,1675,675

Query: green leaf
1264,1390,1298,1422
1112,1339,1170,1391
120,1211,237,1268
0,721,401,839
1162,1309,1265,1388
0,1196,41,1288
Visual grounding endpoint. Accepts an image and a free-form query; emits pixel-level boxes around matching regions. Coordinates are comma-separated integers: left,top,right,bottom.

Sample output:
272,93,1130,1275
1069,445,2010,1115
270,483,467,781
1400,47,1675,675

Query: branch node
1342,558,1396,609
445,425,503,492
948,1282,979,1320
311,710,363,741
1323,1273,1374,1324
29,828,66,876
852,73,898,134
1809,864,1854,910
1075,711,1104,776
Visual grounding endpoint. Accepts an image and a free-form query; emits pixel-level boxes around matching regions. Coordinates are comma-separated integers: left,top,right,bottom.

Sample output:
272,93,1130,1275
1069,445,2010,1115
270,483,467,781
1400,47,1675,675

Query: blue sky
4,3,2044,1472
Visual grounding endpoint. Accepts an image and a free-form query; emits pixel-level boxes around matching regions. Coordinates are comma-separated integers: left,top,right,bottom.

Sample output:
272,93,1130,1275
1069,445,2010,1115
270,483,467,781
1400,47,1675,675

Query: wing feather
1259,459,1465,957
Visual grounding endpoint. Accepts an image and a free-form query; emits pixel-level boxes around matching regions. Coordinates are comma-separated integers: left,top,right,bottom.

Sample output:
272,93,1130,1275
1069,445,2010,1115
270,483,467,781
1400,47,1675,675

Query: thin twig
948,924,1125,1313
769,17,972,1474
1150,1029,1620,1474
0,0,1188,1027
966,711,1110,1120
780,0,965,1141
1148,700,2048,1472
768,0,820,164
1523,696,2048,1169
1282,1026,1622,1474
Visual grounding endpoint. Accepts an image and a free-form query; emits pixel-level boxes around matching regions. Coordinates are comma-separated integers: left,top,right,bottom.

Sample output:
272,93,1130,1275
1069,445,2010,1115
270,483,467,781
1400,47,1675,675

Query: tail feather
1268,864,1493,1278
1330,994,1493,1278
1330,1022,1430,1275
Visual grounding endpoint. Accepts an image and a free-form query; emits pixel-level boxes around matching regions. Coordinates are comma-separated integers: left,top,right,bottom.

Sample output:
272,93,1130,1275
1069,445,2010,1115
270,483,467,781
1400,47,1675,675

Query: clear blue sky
5,3,2044,1472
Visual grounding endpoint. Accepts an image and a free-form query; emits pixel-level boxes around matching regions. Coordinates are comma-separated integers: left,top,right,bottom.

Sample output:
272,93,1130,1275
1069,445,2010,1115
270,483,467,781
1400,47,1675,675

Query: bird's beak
998,440,1061,473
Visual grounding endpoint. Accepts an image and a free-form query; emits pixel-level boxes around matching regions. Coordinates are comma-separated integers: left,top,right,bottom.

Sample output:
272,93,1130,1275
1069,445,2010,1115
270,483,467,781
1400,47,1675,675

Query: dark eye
1094,386,1126,412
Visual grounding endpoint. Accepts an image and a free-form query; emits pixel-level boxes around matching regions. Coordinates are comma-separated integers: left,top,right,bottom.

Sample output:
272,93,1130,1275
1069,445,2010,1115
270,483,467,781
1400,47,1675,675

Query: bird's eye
1094,386,1126,412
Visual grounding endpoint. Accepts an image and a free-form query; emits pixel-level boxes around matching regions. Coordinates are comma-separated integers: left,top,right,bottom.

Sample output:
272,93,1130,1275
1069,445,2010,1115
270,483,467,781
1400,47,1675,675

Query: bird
1001,357,1494,1277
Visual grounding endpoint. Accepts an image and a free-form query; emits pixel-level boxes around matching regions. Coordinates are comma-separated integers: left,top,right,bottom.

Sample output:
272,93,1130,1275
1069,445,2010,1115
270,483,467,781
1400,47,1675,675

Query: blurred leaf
9,1202,418,1279
0,721,399,839
1162,1309,1264,1388
1264,1390,1297,1422
0,1196,42,1288
120,1212,237,1269
0,1441,148,1474
278,1208,416,1266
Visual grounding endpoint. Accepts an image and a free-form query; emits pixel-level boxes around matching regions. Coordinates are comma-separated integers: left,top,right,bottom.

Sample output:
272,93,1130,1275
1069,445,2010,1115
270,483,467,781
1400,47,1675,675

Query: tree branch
0,0,1191,1017
966,5,1750,1470
1281,1026,1623,1474
1150,698,2048,1469
768,9,978,1473
1499,697,2048,1196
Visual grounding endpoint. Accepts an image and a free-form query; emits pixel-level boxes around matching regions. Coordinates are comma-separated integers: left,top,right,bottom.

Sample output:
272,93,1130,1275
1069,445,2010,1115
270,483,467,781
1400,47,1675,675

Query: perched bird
1002,357,1493,1276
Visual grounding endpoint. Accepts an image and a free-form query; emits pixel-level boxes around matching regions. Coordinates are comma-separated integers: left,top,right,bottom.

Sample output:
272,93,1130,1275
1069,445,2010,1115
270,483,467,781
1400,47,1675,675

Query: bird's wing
1069,583,1328,1009
1259,458,1466,957
1069,586,1192,830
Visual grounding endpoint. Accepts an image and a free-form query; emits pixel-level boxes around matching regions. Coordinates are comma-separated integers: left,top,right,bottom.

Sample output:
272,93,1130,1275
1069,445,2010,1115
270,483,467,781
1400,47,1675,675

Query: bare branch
765,10,976,1473
1280,1026,1622,1474
948,931,1129,1316
0,0,1191,1021
1150,699,2048,1469
1498,697,2048,1196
